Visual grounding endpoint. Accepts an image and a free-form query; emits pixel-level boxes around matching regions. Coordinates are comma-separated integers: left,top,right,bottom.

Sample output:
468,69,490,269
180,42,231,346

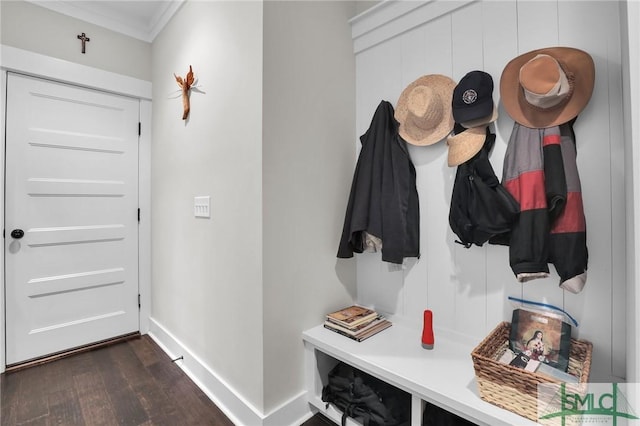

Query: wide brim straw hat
447,125,487,167
500,46,595,128
395,74,456,146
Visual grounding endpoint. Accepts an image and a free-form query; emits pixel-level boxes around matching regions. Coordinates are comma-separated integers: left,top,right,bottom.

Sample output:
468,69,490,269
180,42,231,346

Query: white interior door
4,72,140,366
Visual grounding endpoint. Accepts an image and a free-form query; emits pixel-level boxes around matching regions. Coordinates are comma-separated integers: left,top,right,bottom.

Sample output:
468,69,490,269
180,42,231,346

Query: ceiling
28,1,184,42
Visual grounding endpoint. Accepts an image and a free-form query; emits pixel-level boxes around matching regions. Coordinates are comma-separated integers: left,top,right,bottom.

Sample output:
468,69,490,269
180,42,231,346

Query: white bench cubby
303,322,538,426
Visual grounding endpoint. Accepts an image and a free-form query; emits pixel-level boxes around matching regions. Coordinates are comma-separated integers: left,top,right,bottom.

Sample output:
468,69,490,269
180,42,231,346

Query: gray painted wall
152,0,358,415
262,0,357,411
151,0,266,413
0,0,151,81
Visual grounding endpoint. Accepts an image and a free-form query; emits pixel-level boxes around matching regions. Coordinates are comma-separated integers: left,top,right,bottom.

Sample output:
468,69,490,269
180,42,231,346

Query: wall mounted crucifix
77,32,90,54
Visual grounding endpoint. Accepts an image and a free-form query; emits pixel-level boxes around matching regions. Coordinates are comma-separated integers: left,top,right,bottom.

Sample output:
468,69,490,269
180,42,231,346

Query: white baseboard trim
148,317,260,425
148,317,314,426
263,390,315,426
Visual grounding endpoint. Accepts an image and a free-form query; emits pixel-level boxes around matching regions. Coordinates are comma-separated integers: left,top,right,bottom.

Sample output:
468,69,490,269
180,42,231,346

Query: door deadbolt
11,229,24,239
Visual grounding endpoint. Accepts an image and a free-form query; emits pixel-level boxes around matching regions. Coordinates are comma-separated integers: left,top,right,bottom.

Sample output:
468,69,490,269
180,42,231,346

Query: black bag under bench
321,362,411,426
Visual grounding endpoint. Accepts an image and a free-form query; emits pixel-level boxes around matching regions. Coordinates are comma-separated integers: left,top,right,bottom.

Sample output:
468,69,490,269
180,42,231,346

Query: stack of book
324,305,392,342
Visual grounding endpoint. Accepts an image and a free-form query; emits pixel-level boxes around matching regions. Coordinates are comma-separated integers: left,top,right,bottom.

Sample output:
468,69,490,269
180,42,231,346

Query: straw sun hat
446,124,487,167
395,74,456,146
500,46,595,128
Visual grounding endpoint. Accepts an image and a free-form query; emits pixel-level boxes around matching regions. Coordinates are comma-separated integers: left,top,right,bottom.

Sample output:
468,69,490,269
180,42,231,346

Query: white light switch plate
194,196,210,218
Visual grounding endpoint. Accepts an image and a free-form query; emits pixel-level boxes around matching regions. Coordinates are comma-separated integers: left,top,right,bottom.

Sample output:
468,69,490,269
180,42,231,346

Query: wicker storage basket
471,321,592,422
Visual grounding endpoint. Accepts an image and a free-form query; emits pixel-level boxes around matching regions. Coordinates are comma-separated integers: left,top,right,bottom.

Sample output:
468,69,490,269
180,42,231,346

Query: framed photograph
509,308,572,372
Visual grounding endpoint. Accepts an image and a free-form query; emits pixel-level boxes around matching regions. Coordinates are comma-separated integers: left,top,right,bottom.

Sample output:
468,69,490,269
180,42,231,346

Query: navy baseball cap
452,71,496,125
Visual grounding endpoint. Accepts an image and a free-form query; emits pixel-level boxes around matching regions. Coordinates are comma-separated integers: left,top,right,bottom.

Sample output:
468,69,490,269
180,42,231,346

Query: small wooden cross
77,32,90,54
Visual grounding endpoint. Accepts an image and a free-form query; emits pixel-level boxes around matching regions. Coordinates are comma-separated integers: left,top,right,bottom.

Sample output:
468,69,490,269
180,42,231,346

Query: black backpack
449,129,519,248
321,362,411,426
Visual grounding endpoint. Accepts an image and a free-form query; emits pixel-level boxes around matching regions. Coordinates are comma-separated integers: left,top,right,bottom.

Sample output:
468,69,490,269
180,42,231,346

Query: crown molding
26,0,184,43
349,0,476,54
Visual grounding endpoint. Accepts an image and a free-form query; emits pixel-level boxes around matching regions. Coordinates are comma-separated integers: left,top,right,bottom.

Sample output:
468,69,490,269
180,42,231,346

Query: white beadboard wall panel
400,16,455,329
398,25,429,327
590,0,625,381
351,0,625,381
401,258,426,331
399,25,428,95
558,1,626,379
417,12,454,80
449,2,488,338
482,1,520,335
451,2,484,75
515,2,560,53
354,37,402,136
482,0,519,209
625,0,640,384
357,254,405,316
604,3,628,379
413,14,459,333
558,1,621,382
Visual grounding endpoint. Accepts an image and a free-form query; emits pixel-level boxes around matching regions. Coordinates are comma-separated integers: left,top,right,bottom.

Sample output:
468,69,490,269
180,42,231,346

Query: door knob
11,229,24,239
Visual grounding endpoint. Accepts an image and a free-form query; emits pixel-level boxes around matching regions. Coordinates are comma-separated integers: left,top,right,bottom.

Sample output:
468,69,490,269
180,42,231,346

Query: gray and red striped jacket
502,120,588,293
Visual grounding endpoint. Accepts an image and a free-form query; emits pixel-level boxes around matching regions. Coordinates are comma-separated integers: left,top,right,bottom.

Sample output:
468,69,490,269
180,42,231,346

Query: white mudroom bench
303,321,538,426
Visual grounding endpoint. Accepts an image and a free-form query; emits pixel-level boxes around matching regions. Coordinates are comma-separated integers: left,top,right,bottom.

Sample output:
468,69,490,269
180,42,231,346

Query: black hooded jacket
337,100,420,264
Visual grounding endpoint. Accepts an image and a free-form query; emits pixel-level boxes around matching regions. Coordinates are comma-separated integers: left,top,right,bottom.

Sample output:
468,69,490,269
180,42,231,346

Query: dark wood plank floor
0,335,337,426
300,413,334,426
0,335,234,426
